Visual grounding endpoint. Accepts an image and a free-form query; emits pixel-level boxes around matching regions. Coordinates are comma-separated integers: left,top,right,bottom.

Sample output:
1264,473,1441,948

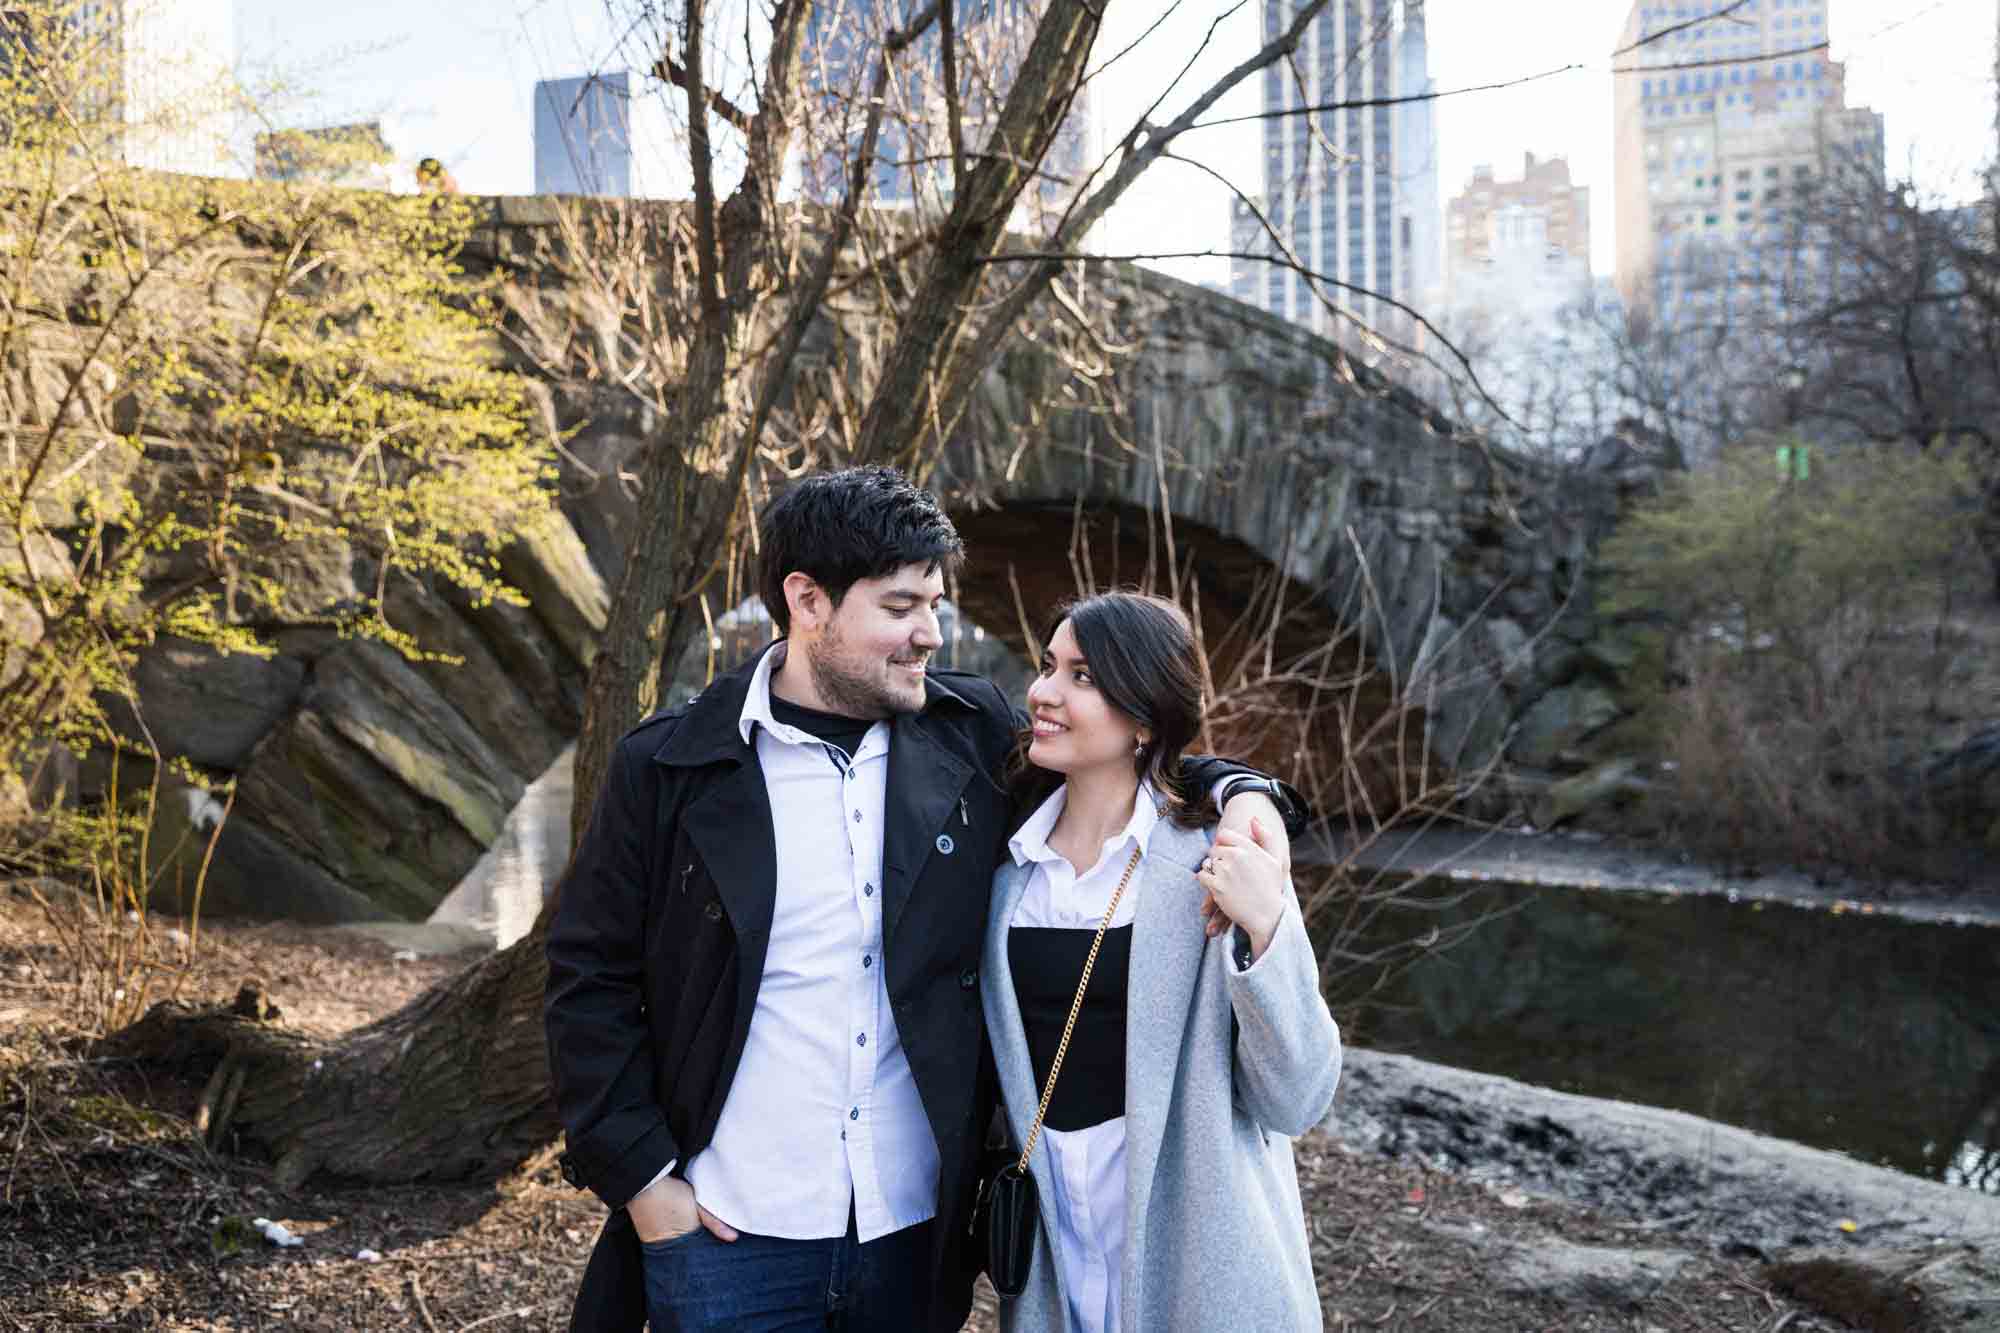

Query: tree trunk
112,928,559,1189
108,6,824,1193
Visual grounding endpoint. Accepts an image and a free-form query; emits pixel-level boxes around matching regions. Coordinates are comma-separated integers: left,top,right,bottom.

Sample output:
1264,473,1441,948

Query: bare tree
120,0,1371,1189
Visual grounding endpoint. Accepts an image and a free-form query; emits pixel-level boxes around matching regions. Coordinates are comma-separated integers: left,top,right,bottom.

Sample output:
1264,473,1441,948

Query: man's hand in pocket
627,1175,740,1244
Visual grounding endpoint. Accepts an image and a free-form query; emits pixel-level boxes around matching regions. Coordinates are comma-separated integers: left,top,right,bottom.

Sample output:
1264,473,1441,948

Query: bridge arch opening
655,499,1436,829
947,501,1429,826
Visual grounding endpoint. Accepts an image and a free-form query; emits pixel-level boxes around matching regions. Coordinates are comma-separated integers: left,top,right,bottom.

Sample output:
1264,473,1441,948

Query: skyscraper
1611,0,1884,322
536,73,635,197
1444,153,1591,319
798,0,1090,224
1231,0,1441,339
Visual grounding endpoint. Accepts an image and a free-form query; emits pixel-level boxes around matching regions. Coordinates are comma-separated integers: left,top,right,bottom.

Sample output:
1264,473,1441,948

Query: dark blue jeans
640,1211,934,1332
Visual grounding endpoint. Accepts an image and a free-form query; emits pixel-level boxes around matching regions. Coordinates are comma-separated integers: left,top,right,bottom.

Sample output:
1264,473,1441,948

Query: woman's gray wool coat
981,818,1343,1333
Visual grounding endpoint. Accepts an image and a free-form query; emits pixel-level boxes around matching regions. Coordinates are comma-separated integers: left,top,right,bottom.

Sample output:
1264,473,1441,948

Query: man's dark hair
757,467,965,634
1011,591,1213,828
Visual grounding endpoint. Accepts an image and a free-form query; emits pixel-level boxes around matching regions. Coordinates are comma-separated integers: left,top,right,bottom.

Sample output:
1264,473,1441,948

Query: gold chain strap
1016,845,1143,1173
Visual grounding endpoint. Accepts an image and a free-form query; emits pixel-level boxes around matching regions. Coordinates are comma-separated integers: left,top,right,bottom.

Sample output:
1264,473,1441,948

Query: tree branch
651,56,754,135
1611,0,1751,58
939,0,968,190
679,0,725,323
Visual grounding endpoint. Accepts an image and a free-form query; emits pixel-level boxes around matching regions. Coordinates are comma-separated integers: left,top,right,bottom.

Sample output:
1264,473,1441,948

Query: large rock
382,578,566,783
115,638,306,771
1510,685,1622,769
1532,757,1646,829
227,710,487,920
1494,1234,1691,1304
1926,724,2000,847
500,509,609,672
306,641,523,847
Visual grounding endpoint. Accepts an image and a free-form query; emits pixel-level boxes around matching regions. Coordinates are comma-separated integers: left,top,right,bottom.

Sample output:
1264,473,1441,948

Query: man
545,468,1300,1331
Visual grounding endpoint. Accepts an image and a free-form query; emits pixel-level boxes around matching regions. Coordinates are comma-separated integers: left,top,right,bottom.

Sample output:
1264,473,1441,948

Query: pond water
1322,875,2000,1193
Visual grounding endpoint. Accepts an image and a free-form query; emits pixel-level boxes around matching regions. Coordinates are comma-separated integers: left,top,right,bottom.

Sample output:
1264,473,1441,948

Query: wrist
1217,776,1280,809
1243,900,1285,961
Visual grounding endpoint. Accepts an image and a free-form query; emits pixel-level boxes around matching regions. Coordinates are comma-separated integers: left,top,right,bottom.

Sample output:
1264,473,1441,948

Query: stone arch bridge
114,197,1673,925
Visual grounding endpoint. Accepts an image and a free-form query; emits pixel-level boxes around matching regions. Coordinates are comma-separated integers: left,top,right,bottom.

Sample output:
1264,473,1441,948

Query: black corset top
1008,924,1131,1133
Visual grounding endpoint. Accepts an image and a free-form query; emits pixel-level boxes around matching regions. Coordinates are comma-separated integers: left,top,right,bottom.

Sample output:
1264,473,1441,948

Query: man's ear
783,572,824,633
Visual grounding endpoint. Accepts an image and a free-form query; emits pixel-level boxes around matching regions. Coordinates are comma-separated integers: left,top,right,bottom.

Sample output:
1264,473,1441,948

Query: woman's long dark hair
1008,591,1214,830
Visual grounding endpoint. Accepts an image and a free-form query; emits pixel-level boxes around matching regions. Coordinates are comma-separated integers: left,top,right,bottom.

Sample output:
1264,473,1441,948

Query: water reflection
1325,880,2000,1192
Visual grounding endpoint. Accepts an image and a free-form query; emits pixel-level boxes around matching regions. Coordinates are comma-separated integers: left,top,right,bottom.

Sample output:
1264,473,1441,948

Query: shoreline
1329,1045,2000,1249
1313,824,2000,928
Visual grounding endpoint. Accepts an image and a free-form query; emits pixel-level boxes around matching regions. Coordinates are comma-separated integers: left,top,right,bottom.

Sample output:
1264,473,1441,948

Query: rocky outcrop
1928,725,2000,849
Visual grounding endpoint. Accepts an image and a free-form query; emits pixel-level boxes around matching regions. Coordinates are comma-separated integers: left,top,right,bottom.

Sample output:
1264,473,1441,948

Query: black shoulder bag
972,846,1142,1299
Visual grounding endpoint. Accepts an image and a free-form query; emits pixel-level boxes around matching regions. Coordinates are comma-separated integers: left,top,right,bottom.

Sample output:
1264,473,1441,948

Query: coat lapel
881,705,973,946
681,752,779,1010
981,856,1073,1307
1123,821,1212,1264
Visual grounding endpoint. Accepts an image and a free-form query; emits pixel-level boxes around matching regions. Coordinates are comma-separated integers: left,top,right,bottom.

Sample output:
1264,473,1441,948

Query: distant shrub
1603,439,1987,877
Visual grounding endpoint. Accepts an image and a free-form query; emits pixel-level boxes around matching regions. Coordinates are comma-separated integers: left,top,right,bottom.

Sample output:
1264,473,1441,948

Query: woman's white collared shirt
1004,782,1160,1333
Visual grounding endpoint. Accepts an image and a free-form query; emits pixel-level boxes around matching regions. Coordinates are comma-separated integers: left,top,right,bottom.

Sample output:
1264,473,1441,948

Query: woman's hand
1195,817,1288,962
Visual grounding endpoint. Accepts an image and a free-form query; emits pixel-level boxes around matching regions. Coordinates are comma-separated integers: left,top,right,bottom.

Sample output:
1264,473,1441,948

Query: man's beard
804,633,926,719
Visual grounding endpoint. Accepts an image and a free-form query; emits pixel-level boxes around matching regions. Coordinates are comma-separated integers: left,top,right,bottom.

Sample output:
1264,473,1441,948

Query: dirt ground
0,883,1947,1331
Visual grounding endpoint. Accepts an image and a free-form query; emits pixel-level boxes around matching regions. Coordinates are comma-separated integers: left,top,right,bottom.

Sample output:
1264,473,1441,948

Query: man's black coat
544,643,1295,1330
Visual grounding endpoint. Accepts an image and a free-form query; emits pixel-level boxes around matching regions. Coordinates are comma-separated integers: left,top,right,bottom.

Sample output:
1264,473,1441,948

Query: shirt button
864,884,874,897
853,810,863,823
856,1033,867,1047
862,954,873,968
960,969,977,990
850,1107,860,1121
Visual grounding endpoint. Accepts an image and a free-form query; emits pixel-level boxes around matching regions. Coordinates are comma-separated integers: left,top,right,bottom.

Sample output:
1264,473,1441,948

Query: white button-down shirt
1006,782,1162,1333
682,645,939,1242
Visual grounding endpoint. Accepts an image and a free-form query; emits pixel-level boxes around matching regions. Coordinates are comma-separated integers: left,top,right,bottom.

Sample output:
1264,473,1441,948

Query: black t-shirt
767,694,875,764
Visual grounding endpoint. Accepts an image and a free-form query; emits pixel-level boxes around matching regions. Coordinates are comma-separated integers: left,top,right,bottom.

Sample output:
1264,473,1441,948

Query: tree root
194,1056,246,1150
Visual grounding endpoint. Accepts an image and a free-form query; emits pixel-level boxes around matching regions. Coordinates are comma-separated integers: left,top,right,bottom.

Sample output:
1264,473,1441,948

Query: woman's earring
1133,737,1146,758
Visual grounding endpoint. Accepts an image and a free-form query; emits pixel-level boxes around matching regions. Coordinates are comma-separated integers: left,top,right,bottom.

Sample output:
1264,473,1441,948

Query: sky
234,1,1996,287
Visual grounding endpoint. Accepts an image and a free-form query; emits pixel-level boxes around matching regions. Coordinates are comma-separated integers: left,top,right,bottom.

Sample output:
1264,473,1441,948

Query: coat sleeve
1224,881,1342,1137
544,734,681,1210
1181,755,1312,837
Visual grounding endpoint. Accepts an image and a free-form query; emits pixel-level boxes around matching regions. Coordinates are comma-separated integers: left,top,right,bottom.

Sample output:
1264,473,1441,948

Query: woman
981,591,1342,1333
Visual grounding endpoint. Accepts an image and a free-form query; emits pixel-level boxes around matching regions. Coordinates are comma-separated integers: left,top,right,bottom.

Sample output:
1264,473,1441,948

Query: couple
544,467,1342,1332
